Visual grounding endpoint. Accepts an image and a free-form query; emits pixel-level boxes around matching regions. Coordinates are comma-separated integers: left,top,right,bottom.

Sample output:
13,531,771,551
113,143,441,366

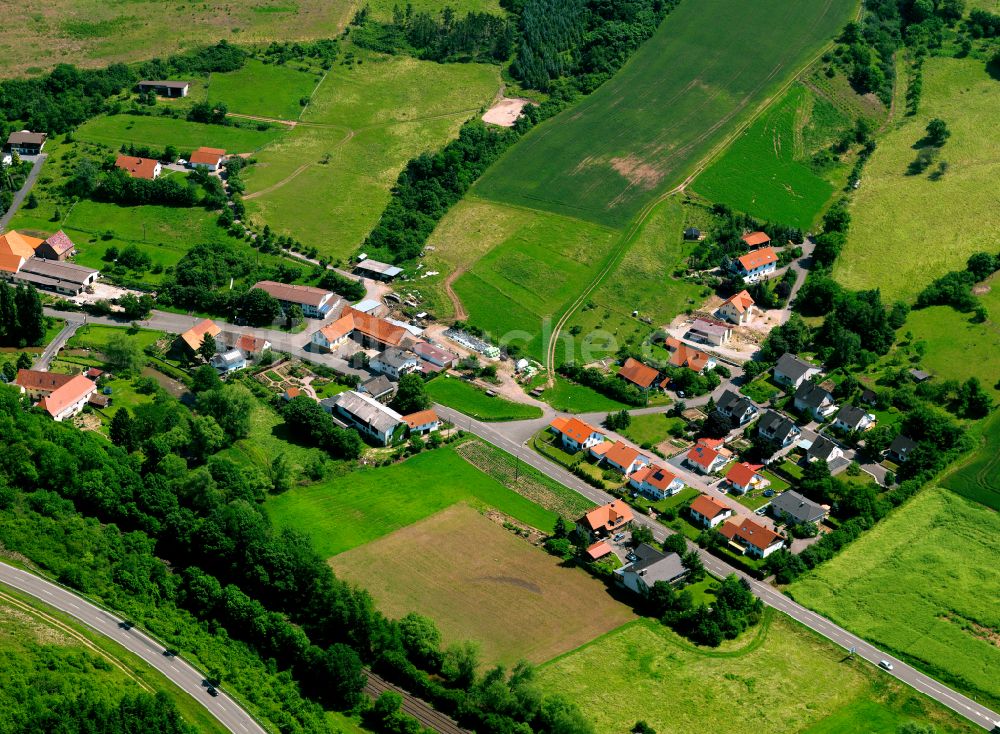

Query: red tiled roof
689,494,729,519
726,462,763,487
43,230,76,256
37,374,96,418
403,409,438,428
15,369,74,392
669,343,714,372
180,319,220,352
589,441,612,456
583,501,634,532
721,289,755,313
253,280,333,309
720,517,783,552
237,333,268,353
0,230,43,259
189,147,225,165
742,231,771,247
618,357,659,389
737,247,778,272
586,541,613,560
115,155,159,180
686,443,720,469
604,440,642,469
0,252,24,273
550,416,600,444
196,146,226,156
629,464,678,492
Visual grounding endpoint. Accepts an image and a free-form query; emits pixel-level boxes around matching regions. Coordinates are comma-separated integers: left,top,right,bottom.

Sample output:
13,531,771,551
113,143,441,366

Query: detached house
716,389,758,426
774,353,821,389
188,147,226,171
888,435,917,463
757,409,800,447
403,409,440,435
719,516,784,558
733,247,777,283
616,544,687,594
833,404,875,433
114,155,161,180
370,347,419,380
15,370,95,422
549,416,604,452
253,280,337,319
684,438,727,474
741,231,771,249
806,435,844,465
724,462,769,495
688,494,733,528
34,231,76,261
628,464,685,500
577,501,634,540
618,357,660,391
210,349,246,374
716,290,755,325
769,490,827,525
664,338,716,373
686,318,732,347
5,131,46,156
794,382,836,420
178,318,221,356
235,334,271,360
600,441,651,476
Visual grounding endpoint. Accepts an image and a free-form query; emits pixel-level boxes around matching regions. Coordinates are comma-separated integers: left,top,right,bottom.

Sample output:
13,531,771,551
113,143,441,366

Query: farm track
365,672,470,734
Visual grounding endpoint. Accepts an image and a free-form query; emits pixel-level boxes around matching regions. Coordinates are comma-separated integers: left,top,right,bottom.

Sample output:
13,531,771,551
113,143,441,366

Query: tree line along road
433,404,1000,732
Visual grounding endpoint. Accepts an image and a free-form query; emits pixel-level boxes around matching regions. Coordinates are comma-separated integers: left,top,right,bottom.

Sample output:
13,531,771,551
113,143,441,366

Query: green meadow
475,0,857,227
75,114,284,153
940,408,1000,511
426,377,543,421
206,58,322,120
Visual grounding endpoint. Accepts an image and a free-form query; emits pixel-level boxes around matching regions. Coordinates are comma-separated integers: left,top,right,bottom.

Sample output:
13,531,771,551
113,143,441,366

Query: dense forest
0,280,45,348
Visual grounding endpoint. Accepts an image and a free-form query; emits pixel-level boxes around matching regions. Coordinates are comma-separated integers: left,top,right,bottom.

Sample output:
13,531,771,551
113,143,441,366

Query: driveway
0,153,47,229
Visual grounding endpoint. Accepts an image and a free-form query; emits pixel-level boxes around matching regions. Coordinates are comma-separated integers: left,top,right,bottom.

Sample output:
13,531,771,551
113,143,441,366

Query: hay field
329,505,635,665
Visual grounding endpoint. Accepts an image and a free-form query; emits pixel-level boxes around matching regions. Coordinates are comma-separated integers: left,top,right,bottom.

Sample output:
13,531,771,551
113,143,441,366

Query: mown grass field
329,504,634,665
834,58,1000,300
266,447,557,557
534,374,632,413
75,114,284,153
541,615,977,734
940,409,1000,511
67,324,166,352
206,58,322,120
692,84,838,229
426,377,543,421
789,487,1000,710
243,52,499,261
474,0,856,228
620,413,684,447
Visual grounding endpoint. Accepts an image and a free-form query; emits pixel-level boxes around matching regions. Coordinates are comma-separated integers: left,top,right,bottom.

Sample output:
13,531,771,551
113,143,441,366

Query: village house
769,490,827,525
311,306,409,352
5,131,46,156
719,516,784,558
411,341,458,371
741,231,771,249
616,544,687,595
684,438,727,474
370,347,419,380
354,258,403,281
234,334,271,360
178,319,221,356
599,441,652,476
716,389,758,426
331,391,404,446
253,280,337,319
724,462,769,495
188,147,226,171
617,357,660,391
114,155,161,180
210,349,247,374
628,464,685,500
794,381,837,420
733,247,777,283
15,369,96,422
34,231,76,261
833,404,875,433
137,80,190,97
757,409,801,447
806,435,845,465
549,416,604,452
664,337,716,373
0,230,99,296
403,409,440,436
688,493,733,528
686,318,732,347
773,353,821,389
716,289,756,325
359,375,396,403
577,500,634,540
888,435,917,463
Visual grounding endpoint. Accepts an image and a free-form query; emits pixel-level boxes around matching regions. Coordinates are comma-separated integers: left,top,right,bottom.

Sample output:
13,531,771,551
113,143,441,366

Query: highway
0,562,269,734
436,405,1000,732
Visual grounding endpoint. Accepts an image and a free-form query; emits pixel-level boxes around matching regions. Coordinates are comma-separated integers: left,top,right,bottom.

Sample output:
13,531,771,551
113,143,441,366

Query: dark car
118,621,133,630
206,686,219,697
163,649,178,658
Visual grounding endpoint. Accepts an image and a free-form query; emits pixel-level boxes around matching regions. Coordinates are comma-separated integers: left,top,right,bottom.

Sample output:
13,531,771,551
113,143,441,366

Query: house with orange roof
628,464,685,500
599,440,651,476
188,147,226,171
235,333,271,359
577,500,634,540
684,439,727,474
719,516,785,558
403,409,440,435
664,339,716,373
617,357,660,390
311,306,408,353
741,231,771,248
15,369,95,421
733,247,778,283
549,416,604,452
724,462,769,495
0,230,43,259
114,154,161,180
585,540,613,561
178,319,221,355
688,494,733,528
716,290,756,325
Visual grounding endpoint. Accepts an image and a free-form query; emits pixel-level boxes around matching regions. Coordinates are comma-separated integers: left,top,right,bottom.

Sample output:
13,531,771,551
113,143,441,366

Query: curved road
436,405,1000,732
0,562,269,734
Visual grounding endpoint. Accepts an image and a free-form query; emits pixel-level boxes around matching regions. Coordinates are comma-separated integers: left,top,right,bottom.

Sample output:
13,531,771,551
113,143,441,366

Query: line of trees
558,362,645,406
0,280,45,348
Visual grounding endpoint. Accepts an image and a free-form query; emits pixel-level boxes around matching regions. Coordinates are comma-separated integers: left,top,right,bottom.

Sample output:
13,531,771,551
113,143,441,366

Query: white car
879,660,894,671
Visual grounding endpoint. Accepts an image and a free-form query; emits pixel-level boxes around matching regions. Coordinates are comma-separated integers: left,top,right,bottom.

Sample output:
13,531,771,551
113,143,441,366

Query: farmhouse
686,318,732,347
253,280,337,319
741,231,771,248
769,490,827,525
600,441,651,476
888,435,917,463
549,416,604,452
628,464,684,500
34,231,76,261
664,338,716,373
716,389,757,426
684,438,727,474
0,230,40,259
5,131,46,155
578,501,634,540
716,290,755,325
15,369,74,400
210,349,246,374
719,516,784,558
114,155,161,180
794,382,836,420
616,544,687,594
403,409,440,435
688,494,732,528
311,306,409,352
833,404,875,433
733,247,777,283
806,435,844,465
617,357,659,390
370,347,419,380
757,409,800,447
354,258,403,281
724,462,769,495
1,255,99,296
331,391,404,446
234,333,271,359
411,341,458,370
774,353,820,389
359,375,396,403
137,80,190,97
189,147,226,171
15,370,95,421
178,319,221,355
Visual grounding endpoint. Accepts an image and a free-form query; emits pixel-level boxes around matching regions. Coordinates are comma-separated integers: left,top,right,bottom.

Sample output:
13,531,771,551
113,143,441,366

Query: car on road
206,686,219,697
118,620,133,630
163,649,178,657
879,660,894,671
754,507,767,516
677,390,686,398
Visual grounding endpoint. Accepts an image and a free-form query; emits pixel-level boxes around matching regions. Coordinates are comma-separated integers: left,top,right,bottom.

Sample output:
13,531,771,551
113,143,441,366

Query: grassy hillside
206,59,322,120
834,57,1000,300
474,0,857,228
940,408,1000,511
789,487,1000,710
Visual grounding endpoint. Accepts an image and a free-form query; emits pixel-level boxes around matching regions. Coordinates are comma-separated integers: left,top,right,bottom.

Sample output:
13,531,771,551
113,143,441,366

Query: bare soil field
482,98,533,127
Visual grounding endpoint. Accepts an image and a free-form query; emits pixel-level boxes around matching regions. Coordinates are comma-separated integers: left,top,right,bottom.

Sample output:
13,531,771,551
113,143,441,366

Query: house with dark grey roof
331,391,404,446
774,353,820,389
683,227,701,241
794,382,836,420
370,347,419,380
806,435,844,465
716,389,758,425
833,404,875,433
909,369,931,383
615,544,687,594
888,435,917,463
757,409,800,447
769,490,827,525
359,375,396,403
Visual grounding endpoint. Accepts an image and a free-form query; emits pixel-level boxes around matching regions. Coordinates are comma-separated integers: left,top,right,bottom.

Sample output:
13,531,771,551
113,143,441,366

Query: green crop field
834,58,1000,300
790,487,1000,709
692,85,838,229
266,447,557,557
474,0,857,228
940,409,1000,511
541,615,977,734
426,377,543,421
330,504,635,665
75,114,284,154
243,52,498,261
206,59,322,120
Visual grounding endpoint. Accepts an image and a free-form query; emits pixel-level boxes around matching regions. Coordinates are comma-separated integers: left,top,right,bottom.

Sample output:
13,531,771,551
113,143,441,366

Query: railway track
365,672,470,734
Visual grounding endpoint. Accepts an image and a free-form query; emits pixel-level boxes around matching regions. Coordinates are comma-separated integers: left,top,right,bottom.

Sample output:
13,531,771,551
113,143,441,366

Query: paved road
438,406,1000,731
33,319,82,370
0,562,269,734
0,153,47,229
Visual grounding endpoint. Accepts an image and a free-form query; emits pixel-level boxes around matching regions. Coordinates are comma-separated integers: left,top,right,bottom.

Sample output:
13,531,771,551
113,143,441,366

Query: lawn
266,447,558,557
533,374,632,414
741,377,782,403
220,402,330,479
621,413,683,447
474,0,856,228
789,486,1000,710
939,408,1000,511
834,57,1000,300
329,504,635,665
243,53,499,261
692,84,837,230
540,615,977,734
206,58,321,120
75,114,284,154
66,325,166,352
426,376,543,421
